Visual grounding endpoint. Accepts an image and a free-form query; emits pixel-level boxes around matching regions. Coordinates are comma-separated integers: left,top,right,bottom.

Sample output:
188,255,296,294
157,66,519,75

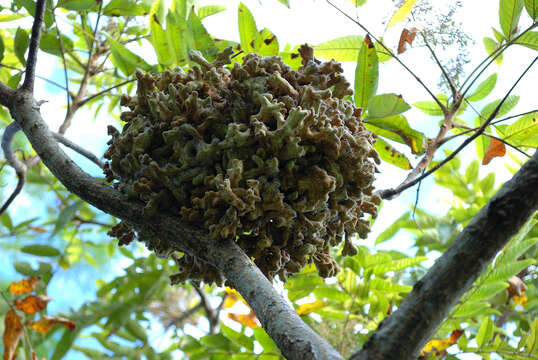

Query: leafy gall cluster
104,45,381,284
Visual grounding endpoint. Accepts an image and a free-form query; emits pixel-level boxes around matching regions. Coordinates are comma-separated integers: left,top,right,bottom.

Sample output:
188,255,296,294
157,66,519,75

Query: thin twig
53,11,71,115
460,22,538,97
79,79,135,107
421,33,458,99
0,64,69,92
326,0,446,113
1,123,26,215
378,56,538,199
52,132,104,168
193,284,219,334
73,216,113,228
21,0,47,92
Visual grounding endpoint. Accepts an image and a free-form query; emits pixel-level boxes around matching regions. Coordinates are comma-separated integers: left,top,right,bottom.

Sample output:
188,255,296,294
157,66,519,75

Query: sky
1,0,537,358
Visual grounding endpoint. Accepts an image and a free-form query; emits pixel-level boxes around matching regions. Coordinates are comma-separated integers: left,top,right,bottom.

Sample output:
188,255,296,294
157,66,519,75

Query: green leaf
178,335,203,352
21,244,61,257
50,200,84,238
103,0,148,16
187,12,217,57
354,35,378,109
14,261,34,276
484,259,536,284
499,0,524,38
197,5,226,19
51,329,79,360
149,0,173,66
314,285,352,302
375,212,410,244
58,0,97,11
373,137,412,170
366,115,426,154
413,97,446,116
7,72,22,89
451,301,490,318
238,3,257,53
371,256,426,274
220,323,254,351
254,28,279,56
480,95,519,120
125,319,148,342
374,38,392,62
252,328,279,353
492,27,505,42
314,35,363,62
483,37,504,65
105,33,152,76
0,14,27,22
467,282,509,302
476,316,494,347
0,35,4,64
369,278,412,293
479,173,496,195
524,0,538,19
1,212,13,231
277,0,291,7
503,237,538,264
503,112,538,147
515,31,538,50
40,29,74,56
200,334,233,351
367,93,411,119
361,253,392,268
14,27,29,65
467,73,498,102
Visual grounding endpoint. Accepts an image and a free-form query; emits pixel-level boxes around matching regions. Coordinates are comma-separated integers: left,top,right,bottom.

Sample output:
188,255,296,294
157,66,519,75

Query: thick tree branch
0,83,342,360
352,149,538,360
21,0,46,92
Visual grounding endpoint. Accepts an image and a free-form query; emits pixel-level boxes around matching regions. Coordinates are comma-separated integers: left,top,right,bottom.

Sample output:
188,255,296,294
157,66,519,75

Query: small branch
460,22,538,97
0,64,69,92
52,132,104,168
421,33,458,99
192,284,219,334
21,0,47,92
52,11,71,115
378,56,538,199
78,79,135,107
1,123,26,215
73,216,113,228
326,0,446,113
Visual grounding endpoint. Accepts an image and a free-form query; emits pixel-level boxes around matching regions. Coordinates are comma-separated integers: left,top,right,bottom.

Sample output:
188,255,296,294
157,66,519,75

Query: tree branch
377,56,537,199
0,80,343,360
21,0,47,92
352,149,538,359
52,132,104,168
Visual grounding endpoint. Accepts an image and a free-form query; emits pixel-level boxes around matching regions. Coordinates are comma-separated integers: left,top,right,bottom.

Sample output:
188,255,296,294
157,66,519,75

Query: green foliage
354,36,379,109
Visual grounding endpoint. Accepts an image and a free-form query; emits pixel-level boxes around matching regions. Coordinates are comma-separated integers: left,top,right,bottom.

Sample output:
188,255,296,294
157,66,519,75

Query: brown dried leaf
3,309,23,360
14,295,51,315
27,316,76,334
397,28,418,54
8,277,40,296
482,138,506,165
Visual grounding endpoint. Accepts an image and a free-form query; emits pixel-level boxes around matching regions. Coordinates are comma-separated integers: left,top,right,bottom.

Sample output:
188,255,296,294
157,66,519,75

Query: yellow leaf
223,287,247,308
513,294,527,306
228,311,260,328
387,0,418,28
27,316,76,334
3,309,23,360
296,300,328,316
421,330,463,355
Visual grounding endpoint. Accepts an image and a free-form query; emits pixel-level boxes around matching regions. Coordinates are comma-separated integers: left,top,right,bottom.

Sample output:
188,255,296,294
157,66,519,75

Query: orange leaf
3,309,23,360
8,277,40,296
14,295,51,315
296,300,328,316
482,138,506,165
397,27,418,54
228,311,260,328
27,316,76,334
